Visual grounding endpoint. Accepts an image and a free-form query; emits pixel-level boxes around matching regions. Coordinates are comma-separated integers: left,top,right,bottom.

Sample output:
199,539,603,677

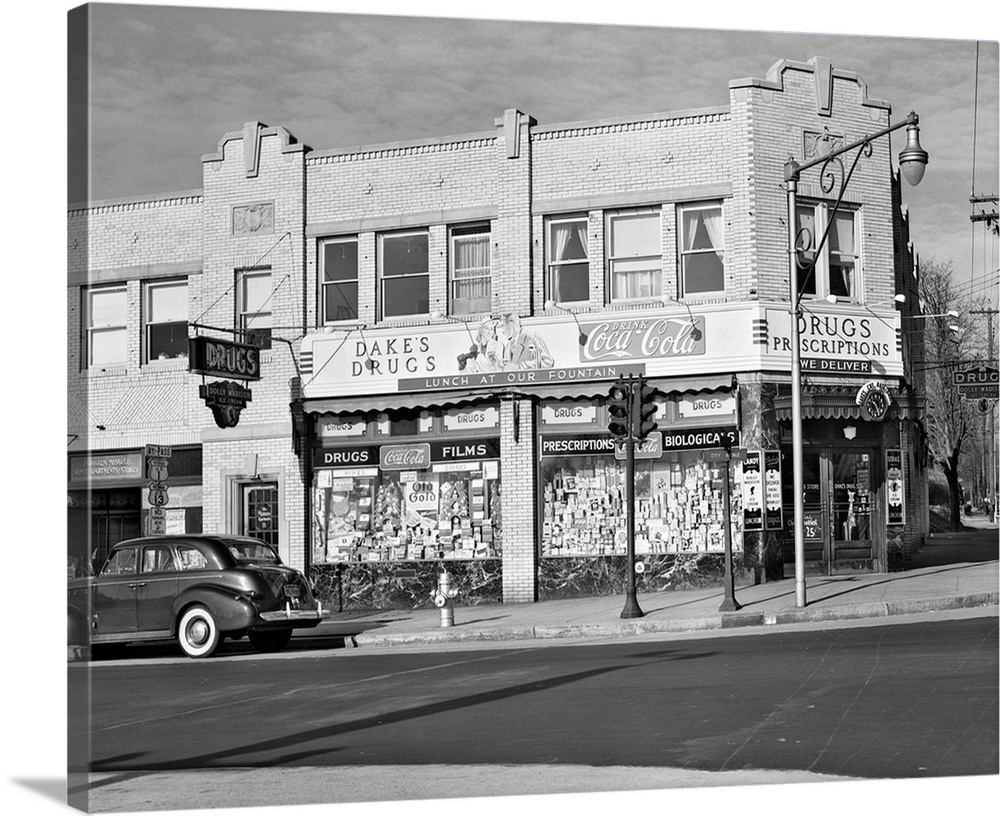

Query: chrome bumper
259,601,331,623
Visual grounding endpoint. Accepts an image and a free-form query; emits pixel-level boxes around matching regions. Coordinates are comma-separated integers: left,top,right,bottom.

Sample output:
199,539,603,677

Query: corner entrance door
786,448,876,571
828,450,874,565
240,481,279,550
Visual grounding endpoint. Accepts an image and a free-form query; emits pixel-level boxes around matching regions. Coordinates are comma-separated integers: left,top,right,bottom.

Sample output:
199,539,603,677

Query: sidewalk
315,522,998,649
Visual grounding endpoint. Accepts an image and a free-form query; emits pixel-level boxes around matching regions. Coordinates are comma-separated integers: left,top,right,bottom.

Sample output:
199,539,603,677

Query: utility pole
969,194,998,235
970,309,998,519
970,194,998,518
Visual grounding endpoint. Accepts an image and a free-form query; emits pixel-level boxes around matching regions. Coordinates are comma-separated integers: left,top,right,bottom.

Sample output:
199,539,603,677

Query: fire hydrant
430,568,459,627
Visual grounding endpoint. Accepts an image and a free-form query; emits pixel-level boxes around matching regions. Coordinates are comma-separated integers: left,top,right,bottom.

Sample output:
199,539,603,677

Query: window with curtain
547,216,589,304
450,225,491,315
608,211,662,301
145,279,188,362
828,210,857,299
679,203,725,296
795,202,859,301
321,237,359,322
380,231,429,318
86,285,127,368
238,268,273,350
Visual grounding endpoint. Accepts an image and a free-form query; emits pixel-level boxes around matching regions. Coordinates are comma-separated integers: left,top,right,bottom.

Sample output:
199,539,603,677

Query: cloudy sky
68,1,999,303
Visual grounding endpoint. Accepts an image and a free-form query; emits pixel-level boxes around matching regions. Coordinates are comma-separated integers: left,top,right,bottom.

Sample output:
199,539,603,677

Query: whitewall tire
177,605,221,658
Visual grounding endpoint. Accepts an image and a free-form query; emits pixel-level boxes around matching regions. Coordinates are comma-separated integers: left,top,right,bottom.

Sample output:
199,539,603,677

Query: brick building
67,57,930,609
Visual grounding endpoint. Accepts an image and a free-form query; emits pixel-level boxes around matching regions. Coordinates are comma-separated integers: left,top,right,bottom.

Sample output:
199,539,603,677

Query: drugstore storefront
535,385,756,599
297,306,760,609
304,401,508,609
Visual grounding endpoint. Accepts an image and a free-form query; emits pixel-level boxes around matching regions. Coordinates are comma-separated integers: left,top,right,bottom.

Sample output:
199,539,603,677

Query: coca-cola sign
379,443,431,471
579,316,706,362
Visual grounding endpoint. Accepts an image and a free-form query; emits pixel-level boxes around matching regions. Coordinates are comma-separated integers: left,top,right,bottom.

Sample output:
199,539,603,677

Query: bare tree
918,259,984,529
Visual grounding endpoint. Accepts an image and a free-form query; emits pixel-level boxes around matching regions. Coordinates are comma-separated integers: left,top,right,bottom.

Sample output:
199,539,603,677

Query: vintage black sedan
68,534,328,658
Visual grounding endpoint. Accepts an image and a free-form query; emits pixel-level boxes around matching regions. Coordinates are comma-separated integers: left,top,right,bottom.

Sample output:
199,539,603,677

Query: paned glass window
238,269,272,349
321,237,359,322
795,202,859,301
145,279,188,361
450,225,491,315
86,285,128,367
678,203,725,296
380,231,429,318
547,216,589,304
608,211,662,301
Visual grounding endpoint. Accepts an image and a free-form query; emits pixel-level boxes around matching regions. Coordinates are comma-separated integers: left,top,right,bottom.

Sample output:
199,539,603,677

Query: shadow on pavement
905,514,998,570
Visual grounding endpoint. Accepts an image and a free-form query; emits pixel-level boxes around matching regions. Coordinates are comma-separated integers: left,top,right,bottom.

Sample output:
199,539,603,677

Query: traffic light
607,377,631,439
633,377,658,440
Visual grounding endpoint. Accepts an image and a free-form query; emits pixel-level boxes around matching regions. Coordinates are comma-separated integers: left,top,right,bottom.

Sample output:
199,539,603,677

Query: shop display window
312,464,501,564
541,450,743,557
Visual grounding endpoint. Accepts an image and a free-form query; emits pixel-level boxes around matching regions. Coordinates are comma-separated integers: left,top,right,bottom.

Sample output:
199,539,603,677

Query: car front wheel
248,628,292,653
178,606,220,658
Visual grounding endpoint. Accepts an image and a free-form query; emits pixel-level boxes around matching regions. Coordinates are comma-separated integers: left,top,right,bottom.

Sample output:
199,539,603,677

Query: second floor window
547,216,589,304
85,285,127,368
450,225,491,315
238,269,272,350
678,202,725,296
796,203,859,301
381,231,429,318
145,279,188,361
321,237,359,322
607,211,662,301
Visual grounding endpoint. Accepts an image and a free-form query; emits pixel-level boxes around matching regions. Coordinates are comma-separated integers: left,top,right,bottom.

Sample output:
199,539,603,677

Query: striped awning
775,387,925,421
301,373,735,416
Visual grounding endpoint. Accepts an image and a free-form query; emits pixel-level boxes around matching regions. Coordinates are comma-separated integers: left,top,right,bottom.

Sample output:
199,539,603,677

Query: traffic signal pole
608,375,649,619
621,406,644,619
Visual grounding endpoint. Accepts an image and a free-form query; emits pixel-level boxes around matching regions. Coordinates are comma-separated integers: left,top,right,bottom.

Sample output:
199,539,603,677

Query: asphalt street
72,615,998,811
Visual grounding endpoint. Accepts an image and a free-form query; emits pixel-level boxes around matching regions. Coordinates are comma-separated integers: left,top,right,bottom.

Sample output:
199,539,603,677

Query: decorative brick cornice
202,122,308,168
729,56,891,112
68,191,203,216
531,108,729,142
308,133,497,166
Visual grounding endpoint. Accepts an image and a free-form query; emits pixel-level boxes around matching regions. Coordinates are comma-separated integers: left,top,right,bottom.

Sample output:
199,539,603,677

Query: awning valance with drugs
300,373,735,417
775,386,925,422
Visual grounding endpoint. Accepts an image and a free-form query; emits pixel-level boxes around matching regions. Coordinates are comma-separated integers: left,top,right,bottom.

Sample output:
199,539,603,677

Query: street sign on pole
953,365,999,400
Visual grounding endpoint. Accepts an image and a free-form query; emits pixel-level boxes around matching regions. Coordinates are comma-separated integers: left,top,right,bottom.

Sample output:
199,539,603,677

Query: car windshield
227,540,280,564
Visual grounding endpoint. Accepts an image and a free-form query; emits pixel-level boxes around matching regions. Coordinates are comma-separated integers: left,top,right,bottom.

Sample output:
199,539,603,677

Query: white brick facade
68,57,929,603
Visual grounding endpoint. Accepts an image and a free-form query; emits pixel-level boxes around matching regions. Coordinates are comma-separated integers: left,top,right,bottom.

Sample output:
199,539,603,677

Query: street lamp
784,111,928,608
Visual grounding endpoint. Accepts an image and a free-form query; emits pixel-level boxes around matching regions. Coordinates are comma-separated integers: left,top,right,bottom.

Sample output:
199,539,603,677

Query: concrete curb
67,592,999,659
352,592,999,648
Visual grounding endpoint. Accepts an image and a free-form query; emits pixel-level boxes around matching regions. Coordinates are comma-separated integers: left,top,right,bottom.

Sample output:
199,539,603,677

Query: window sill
145,356,190,369
378,315,437,328
676,293,728,305
86,365,128,377
605,299,667,311
542,302,593,314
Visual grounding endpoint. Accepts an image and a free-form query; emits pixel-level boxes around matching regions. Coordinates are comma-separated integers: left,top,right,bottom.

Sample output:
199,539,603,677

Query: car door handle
128,582,147,589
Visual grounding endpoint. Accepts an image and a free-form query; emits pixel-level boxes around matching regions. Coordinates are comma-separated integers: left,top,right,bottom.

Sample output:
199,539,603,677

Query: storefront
775,389,921,574
296,299,919,607
536,389,755,598
67,446,203,576
305,405,506,609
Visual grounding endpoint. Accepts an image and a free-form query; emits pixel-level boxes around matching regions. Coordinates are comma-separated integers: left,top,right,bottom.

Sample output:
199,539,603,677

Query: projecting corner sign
856,380,892,422
188,336,259,428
